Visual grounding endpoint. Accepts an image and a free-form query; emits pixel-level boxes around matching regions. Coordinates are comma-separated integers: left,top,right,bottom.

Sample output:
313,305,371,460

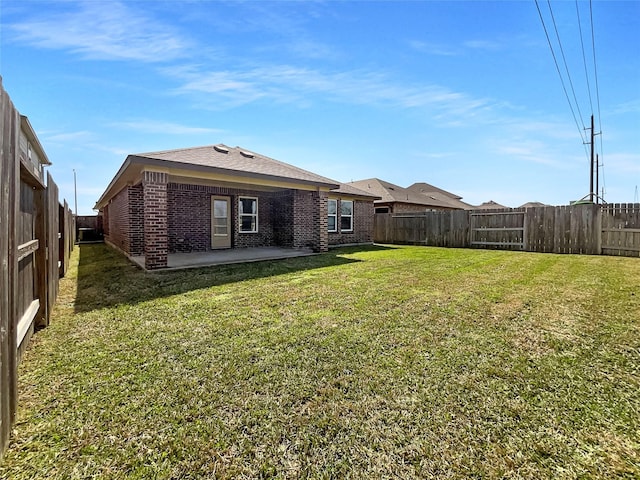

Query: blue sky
1,0,638,214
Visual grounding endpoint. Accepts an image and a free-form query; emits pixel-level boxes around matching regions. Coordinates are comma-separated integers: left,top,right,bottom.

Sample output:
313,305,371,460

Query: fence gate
470,209,526,250
601,203,640,257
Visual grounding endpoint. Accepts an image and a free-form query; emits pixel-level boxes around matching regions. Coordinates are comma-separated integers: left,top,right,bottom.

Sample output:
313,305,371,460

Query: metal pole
73,169,78,242
73,169,78,217
590,115,595,203
595,154,599,204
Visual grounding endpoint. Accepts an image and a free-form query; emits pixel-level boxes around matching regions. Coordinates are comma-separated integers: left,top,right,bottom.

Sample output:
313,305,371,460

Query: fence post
596,204,602,255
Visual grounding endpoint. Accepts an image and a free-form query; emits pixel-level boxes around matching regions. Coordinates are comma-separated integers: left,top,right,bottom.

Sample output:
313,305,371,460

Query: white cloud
112,120,225,136
408,40,460,56
604,152,640,174
43,130,95,143
610,99,640,115
8,1,191,62
167,63,498,123
463,40,503,50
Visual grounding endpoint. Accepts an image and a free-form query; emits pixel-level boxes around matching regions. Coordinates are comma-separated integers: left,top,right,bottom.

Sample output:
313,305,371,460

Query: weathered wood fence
374,203,640,257
1,78,74,459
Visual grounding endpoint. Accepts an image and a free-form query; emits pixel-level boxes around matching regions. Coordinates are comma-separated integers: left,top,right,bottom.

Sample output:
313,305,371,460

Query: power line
547,0,587,130
590,0,606,197
575,0,594,115
534,0,589,156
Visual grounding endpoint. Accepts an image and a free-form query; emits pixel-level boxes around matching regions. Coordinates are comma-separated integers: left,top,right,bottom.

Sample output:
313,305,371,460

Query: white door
211,196,231,249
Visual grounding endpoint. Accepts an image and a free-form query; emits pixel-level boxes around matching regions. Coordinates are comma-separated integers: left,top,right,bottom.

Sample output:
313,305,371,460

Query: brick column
314,190,329,252
292,189,329,252
143,171,168,269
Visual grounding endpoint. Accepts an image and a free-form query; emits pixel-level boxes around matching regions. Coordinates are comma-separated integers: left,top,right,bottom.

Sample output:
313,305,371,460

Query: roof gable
134,144,339,187
474,200,509,210
348,178,467,209
95,143,342,209
406,182,462,200
331,182,381,199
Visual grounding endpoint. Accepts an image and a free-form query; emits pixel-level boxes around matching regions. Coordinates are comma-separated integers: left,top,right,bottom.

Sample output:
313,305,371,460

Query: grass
1,243,639,479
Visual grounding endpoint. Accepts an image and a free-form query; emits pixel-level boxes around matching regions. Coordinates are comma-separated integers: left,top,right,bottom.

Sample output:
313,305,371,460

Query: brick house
94,144,378,270
348,178,473,214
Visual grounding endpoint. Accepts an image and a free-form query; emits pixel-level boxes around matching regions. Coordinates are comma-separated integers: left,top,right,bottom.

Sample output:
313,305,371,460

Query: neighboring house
406,182,473,210
519,201,550,208
474,200,509,210
94,144,378,270
348,178,471,213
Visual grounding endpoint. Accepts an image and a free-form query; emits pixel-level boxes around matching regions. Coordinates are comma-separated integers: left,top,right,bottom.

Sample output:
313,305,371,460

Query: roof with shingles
348,178,469,209
133,144,340,187
331,182,380,199
519,201,550,208
406,182,463,200
474,200,510,210
95,143,382,209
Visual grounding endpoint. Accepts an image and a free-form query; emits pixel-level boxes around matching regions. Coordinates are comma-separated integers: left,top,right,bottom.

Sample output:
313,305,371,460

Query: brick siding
143,171,168,270
129,184,144,255
328,198,375,246
106,179,337,267
166,184,303,252
166,184,330,253
104,187,131,252
271,190,295,247
291,190,328,252
388,202,457,214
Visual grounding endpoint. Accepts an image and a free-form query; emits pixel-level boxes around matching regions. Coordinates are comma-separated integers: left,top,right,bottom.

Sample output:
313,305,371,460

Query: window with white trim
340,200,353,232
239,197,258,233
328,199,337,232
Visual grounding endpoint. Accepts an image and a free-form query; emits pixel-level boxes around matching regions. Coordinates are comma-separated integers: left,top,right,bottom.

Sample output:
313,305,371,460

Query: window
239,197,258,233
341,200,353,232
328,199,337,232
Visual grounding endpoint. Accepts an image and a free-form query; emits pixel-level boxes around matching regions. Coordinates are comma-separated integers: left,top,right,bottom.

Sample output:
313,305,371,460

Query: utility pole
595,154,599,205
73,169,78,243
73,169,78,218
585,115,600,203
589,115,595,203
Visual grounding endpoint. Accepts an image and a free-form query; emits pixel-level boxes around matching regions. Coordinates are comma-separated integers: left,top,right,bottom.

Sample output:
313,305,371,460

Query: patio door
211,196,231,249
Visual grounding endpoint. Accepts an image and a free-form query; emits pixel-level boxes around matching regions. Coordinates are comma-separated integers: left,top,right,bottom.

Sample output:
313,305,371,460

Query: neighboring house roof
406,182,462,200
348,178,467,210
519,201,550,208
96,144,341,209
406,182,473,210
474,200,509,210
331,182,381,200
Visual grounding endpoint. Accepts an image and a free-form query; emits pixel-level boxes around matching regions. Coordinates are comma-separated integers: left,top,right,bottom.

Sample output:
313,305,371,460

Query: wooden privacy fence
1,78,74,459
374,203,640,257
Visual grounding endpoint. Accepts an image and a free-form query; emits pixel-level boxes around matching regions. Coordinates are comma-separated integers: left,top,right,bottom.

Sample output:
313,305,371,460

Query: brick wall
104,187,131,253
390,202,457,214
234,192,275,249
166,184,330,252
102,206,110,236
168,184,213,252
271,190,294,247
328,198,375,246
167,183,283,252
129,184,144,256
143,171,168,270
292,190,328,252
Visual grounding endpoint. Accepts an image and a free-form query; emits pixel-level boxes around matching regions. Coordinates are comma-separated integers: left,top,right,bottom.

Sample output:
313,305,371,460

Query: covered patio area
130,246,316,271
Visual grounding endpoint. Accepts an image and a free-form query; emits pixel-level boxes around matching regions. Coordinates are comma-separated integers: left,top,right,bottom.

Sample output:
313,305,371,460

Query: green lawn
2,243,639,479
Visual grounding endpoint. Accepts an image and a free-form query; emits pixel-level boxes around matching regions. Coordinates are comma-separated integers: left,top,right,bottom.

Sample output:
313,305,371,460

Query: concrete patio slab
131,247,316,271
